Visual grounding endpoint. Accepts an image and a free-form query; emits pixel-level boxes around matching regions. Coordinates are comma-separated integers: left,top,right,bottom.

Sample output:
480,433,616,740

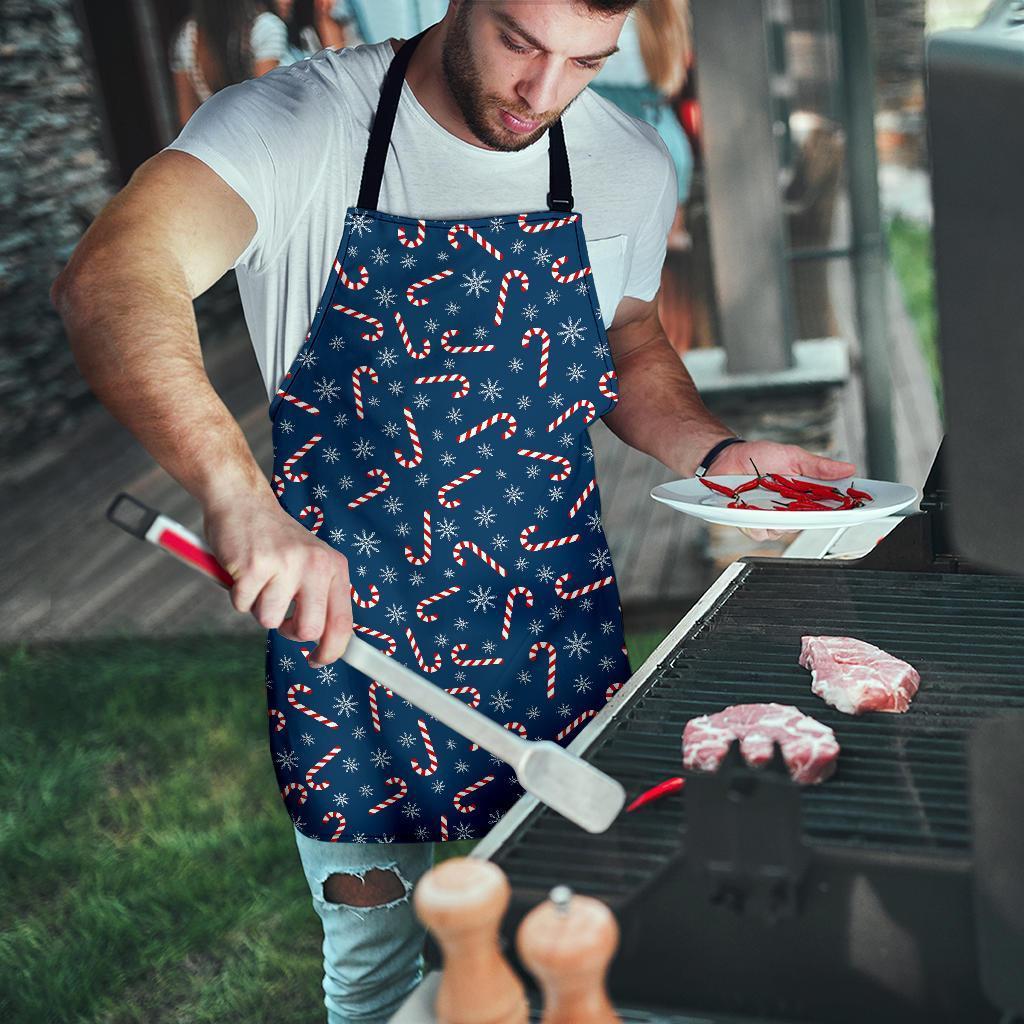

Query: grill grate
492,563,1024,898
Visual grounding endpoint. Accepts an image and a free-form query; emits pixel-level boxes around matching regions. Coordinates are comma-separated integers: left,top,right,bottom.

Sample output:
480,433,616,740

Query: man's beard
441,5,563,151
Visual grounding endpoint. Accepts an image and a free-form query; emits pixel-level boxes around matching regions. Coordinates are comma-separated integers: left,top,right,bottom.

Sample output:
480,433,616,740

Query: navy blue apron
266,29,631,843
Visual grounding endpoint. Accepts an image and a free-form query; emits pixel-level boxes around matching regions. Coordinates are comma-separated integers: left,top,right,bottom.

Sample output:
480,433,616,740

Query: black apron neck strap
357,30,575,214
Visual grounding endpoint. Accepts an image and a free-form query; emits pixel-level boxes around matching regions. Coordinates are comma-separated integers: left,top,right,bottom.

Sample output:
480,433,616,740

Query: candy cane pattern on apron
264,28,631,843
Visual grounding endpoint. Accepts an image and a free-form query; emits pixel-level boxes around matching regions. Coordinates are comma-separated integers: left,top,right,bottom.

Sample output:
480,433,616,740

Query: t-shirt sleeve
251,11,289,63
623,133,678,303
164,62,337,273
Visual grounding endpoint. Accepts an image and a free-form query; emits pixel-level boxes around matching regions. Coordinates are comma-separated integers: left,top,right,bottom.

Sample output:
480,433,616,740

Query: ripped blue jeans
293,826,436,1024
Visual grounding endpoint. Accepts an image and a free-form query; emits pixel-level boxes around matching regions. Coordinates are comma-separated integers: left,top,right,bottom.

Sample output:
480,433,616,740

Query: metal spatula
106,492,626,834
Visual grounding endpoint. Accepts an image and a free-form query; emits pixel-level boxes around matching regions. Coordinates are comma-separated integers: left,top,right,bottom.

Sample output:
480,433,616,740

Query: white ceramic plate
650,476,920,530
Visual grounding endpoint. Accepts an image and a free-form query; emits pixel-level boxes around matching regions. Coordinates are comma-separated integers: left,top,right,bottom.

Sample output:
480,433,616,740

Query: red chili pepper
847,485,872,502
699,477,738,498
625,776,685,812
735,478,762,494
773,474,844,498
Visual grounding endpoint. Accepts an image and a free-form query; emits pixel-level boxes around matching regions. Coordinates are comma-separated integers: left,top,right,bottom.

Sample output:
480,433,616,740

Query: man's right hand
203,492,353,667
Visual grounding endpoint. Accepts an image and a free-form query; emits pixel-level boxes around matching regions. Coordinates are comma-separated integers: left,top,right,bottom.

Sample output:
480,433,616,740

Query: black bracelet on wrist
694,436,745,478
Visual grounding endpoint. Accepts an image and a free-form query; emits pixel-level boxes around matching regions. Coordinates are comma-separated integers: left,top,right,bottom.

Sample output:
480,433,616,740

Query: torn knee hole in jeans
321,866,411,911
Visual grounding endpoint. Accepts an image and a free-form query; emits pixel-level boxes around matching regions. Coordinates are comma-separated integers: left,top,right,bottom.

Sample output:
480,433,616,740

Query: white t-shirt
166,39,677,402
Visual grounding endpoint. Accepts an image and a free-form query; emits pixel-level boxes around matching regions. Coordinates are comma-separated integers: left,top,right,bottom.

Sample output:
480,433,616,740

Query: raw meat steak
682,703,840,785
799,636,920,716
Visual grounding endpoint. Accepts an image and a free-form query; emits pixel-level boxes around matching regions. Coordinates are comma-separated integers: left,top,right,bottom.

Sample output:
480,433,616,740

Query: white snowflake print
454,822,475,840
593,340,610,360
479,378,503,403
415,471,430,487
367,395,380,408
352,529,381,558
522,303,539,322
358,784,374,798
528,618,544,636
352,725,366,740
317,665,337,687
454,617,469,631
491,533,508,551
353,833,367,843
504,484,524,505
334,791,350,807
474,505,497,528
352,438,375,460
347,245,358,257
454,670,467,682
599,655,617,672
516,394,532,410
517,669,531,684
478,442,494,460
397,732,416,749
380,565,399,584
334,412,349,429
566,362,585,383
296,349,318,369
445,300,461,316
440,451,457,467
385,603,406,626
545,288,560,305
432,428,444,441
576,279,589,295
378,346,399,368
402,802,421,820
388,381,405,397
312,483,328,500
415,826,431,840
536,564,555,583
548,486,564,502
467,585,496,613
487,809,505,827
338,474,354,489
589,547,612,571
508,357,524,374
437,250,449,262
412,392,431,411
394,523,410,539
455,759,470,773
409,571,425,587
564,631,591,659
550,605,566,621
431,777,447,794
434,633,449,648
532,246,552,266
496,469,507,480
585,511,602,532
460,268,491,298
482,639,497,655
489,217,505,232
346,210,374,237
370,245,389,265
329,527,346,545
558,317,587,346
382,420,401,439
400,253,417,269
333,692,359,717
490,690,513,713
383,495,403,516
278,419,294,435
446,407,463,425
474,325,490,341
424,318,439,333
371,747,392,769
580,597,593,612
342,757,360,773
574,674,592,694
436,517,458,541
374,286,397,308
524,426,535,438
527,705,540,719
526,464,542,480
275,749,298,771
445,739,457,751
559,431,574,449
515,558,529,573
548,392,564,408
322,445,341,464
329,335,345,351
355,565,367,576
278,655,295,672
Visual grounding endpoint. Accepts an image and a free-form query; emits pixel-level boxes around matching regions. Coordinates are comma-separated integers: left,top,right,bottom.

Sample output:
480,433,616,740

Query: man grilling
51,1,855,1019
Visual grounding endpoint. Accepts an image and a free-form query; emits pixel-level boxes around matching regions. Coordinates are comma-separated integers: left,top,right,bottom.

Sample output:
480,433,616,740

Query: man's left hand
707,440,857,543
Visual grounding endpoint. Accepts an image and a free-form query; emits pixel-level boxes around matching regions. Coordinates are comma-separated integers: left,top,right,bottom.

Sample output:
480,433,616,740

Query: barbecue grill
393,8,1024,1022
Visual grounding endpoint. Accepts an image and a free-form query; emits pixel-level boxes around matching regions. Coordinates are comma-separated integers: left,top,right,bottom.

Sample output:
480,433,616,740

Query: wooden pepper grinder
413,856,528,1024
516,885,621,1024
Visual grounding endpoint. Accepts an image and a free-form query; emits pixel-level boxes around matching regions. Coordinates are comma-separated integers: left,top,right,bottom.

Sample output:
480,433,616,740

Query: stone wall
0,0,116,465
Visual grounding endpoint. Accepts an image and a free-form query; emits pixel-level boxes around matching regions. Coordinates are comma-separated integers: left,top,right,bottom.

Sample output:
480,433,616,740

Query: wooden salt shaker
516,885,621,1024
413,857,528,1024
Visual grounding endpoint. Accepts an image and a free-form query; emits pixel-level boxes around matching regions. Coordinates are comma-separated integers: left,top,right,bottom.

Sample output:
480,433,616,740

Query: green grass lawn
886,215,942,416
0,629,666,1023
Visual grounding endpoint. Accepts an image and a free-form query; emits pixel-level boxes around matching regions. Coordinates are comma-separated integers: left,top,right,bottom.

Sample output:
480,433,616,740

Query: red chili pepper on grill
625,776,685,812
698,477,738,498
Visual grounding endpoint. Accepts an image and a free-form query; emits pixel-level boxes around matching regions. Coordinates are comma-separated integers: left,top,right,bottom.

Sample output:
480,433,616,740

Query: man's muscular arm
51,151,353,665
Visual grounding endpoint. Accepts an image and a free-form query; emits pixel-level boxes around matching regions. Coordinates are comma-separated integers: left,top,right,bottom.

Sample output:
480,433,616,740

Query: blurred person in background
275,0,352,63
170,0,290,128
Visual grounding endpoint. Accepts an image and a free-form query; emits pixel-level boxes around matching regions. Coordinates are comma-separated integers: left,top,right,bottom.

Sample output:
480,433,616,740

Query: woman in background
170,1,290,128
275,0,351,63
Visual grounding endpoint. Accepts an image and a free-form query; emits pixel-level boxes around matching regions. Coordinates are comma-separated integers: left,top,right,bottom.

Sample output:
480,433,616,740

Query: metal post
836,0,898,479
690,0,795,375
